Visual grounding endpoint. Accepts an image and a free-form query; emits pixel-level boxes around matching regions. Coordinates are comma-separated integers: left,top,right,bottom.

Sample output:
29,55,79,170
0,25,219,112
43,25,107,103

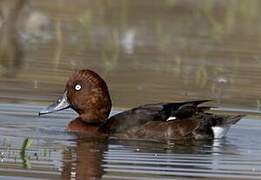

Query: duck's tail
213,114,245,126
210,114,245,139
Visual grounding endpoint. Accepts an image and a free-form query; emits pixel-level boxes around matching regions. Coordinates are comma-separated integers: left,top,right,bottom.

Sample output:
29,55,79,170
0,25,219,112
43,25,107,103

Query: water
0,104,261,179
1,0,261,179
1,0,261,108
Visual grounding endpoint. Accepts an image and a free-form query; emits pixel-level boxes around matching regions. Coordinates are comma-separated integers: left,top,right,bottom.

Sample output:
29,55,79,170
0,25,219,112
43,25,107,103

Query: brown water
1,0,261,179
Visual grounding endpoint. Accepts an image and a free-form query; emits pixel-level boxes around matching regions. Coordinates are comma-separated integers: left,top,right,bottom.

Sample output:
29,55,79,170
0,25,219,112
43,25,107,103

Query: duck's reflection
60,135,242,179
61,137,108,179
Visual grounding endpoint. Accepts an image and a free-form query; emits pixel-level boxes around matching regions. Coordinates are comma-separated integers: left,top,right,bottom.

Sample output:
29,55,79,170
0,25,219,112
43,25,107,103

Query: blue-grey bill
39,91,70,116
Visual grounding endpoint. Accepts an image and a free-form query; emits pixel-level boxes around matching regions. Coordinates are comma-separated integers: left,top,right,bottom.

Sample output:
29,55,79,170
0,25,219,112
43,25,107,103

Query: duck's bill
39,91,70,116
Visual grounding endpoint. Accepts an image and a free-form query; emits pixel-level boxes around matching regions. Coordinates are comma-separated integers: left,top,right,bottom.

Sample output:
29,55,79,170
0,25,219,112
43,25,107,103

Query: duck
39,69,244,140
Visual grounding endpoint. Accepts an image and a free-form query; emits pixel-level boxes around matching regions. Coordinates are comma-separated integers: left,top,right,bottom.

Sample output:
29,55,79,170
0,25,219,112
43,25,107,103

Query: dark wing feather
100,100,211,133
197,106,214,112
164,100,212,118
100,103,167,133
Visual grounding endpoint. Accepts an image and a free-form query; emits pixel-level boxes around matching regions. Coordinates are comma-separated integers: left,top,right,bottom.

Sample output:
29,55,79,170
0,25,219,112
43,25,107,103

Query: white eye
75,84,81,91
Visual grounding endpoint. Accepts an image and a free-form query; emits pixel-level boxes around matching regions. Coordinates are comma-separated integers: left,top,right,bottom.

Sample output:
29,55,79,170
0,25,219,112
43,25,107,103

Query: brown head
39,69,112,124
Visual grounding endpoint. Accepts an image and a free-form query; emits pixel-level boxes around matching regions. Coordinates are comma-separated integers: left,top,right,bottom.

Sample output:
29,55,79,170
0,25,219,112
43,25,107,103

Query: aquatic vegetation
20,138,33,168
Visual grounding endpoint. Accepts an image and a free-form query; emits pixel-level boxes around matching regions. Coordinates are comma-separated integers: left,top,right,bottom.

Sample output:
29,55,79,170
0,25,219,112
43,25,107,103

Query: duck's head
39,69,112,123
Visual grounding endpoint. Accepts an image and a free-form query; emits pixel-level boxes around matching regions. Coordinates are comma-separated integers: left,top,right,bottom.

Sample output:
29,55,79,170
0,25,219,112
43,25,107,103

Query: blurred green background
1,0,261,109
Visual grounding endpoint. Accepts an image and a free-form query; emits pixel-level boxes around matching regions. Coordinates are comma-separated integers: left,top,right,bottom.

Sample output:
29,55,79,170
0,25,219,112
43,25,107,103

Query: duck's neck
68,118,101,132
75,89,112,124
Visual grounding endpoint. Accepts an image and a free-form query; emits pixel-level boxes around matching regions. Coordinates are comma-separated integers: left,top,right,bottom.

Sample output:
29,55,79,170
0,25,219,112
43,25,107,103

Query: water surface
0,104,261,179
1,0,261,108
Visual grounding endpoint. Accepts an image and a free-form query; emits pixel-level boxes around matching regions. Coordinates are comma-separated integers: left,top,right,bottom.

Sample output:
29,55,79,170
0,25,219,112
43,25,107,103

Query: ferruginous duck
39,69,244,140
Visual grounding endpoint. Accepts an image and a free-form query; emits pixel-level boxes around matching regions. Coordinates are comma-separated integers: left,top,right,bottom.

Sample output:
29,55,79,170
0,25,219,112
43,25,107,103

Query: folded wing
100,100,211,133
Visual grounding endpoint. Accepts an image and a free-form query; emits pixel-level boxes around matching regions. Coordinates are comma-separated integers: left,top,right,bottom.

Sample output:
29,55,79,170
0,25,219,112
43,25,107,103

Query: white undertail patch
212,126,230,139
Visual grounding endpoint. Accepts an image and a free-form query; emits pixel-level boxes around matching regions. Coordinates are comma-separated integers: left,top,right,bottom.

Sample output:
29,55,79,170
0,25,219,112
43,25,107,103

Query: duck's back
99,100,244,140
